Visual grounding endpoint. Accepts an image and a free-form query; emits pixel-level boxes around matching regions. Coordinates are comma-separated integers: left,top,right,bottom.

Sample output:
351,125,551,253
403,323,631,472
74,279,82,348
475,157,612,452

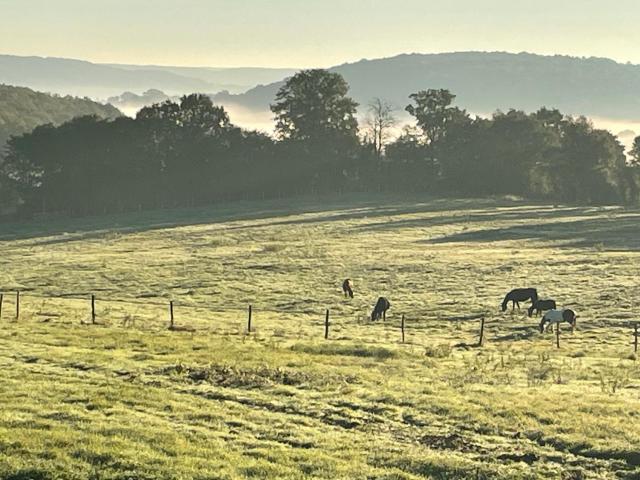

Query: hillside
0,54,297,99
0,84,121,149
106,64,299,93
215,51,640,122
1,195,640,478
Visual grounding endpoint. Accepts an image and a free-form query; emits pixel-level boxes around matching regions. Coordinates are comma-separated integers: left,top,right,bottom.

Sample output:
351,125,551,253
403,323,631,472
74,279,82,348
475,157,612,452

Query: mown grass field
2,195,640,479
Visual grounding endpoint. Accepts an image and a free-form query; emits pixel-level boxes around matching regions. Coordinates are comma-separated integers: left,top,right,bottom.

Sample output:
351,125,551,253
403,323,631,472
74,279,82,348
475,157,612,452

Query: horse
501,288,538,312
371,297,391,321
527,299,557,317
342,279,354,298
539,309,577,332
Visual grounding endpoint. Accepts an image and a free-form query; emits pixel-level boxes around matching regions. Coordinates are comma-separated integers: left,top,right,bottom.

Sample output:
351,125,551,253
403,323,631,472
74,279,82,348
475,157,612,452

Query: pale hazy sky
1,0,639,68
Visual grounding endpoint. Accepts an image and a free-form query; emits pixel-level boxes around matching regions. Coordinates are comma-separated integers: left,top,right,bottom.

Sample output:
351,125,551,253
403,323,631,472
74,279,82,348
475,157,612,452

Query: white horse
539,309,577,332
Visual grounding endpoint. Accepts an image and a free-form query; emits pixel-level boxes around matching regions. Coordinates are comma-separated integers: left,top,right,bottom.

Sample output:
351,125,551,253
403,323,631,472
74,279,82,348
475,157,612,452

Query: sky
1,0,640,68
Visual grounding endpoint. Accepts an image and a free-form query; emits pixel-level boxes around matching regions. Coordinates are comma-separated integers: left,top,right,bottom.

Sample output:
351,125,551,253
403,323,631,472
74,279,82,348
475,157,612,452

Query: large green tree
270,69,359,144
553,118,628,204
137,94,230,136
405,89,469,146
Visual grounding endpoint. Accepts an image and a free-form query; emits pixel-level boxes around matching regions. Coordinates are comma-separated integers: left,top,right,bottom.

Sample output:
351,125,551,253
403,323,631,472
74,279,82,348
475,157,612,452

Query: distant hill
0,54,297,99
5,51,640,134
214,52,640,123
105,64,299,93
0,84,121,149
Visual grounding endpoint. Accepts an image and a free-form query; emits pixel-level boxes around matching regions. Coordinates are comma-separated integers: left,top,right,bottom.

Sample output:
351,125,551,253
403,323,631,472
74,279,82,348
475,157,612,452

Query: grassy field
2,194,640,479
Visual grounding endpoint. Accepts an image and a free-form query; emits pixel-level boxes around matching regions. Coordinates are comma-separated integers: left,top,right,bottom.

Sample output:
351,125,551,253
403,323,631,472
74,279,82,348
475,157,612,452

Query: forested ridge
1,70,639,218
0,84,121,147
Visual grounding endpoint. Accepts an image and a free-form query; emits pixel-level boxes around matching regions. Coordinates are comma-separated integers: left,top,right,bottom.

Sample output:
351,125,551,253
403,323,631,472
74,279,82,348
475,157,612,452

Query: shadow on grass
492,325,540,342
348,202,640,250
4,194,638,254
0,194,525,244
355,204,607,233
420,214,640,250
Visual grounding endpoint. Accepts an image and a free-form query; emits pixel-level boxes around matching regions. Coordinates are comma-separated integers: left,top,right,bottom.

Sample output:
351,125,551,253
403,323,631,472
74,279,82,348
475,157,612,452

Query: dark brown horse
371,297,391,321
528,299,556,317
342,279,354,298
501,288,538,312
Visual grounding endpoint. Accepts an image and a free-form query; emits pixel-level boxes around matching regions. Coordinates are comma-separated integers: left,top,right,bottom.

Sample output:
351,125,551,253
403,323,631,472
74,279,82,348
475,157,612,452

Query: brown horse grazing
501,288,538,312
371,297,391,321
528,299,557,317
342,279,354,298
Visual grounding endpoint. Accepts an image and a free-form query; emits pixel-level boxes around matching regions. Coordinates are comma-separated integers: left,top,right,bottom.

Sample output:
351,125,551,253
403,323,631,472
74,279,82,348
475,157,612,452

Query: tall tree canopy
138,94,230,136
405,89,469,146
270,69,358,144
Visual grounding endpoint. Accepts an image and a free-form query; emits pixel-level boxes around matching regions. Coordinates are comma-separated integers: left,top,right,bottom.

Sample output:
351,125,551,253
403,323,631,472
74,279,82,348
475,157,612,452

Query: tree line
2,69,640,218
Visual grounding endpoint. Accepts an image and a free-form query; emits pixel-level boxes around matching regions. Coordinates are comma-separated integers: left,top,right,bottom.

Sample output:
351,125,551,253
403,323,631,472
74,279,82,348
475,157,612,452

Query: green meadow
1,195,640,479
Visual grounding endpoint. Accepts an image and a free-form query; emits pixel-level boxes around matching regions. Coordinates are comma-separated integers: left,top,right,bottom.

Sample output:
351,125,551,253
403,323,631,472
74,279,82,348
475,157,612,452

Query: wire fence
1,289,639,353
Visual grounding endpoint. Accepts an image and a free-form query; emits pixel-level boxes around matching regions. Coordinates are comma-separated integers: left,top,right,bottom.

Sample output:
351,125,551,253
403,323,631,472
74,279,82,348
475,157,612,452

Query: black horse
501,288,538,312
342,279,354,298
527,299,556,317
371,297,391,321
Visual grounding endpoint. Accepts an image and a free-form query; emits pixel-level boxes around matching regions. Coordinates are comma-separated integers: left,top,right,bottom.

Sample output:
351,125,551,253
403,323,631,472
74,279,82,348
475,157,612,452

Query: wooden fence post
634,323,638,354
0,293,3,320
324,309,330,340
15,291,19,320
556,322,560,349
247,305,252,333
91,294,96,324
478,317,485,346
401,314,405,343
169,301,174,329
